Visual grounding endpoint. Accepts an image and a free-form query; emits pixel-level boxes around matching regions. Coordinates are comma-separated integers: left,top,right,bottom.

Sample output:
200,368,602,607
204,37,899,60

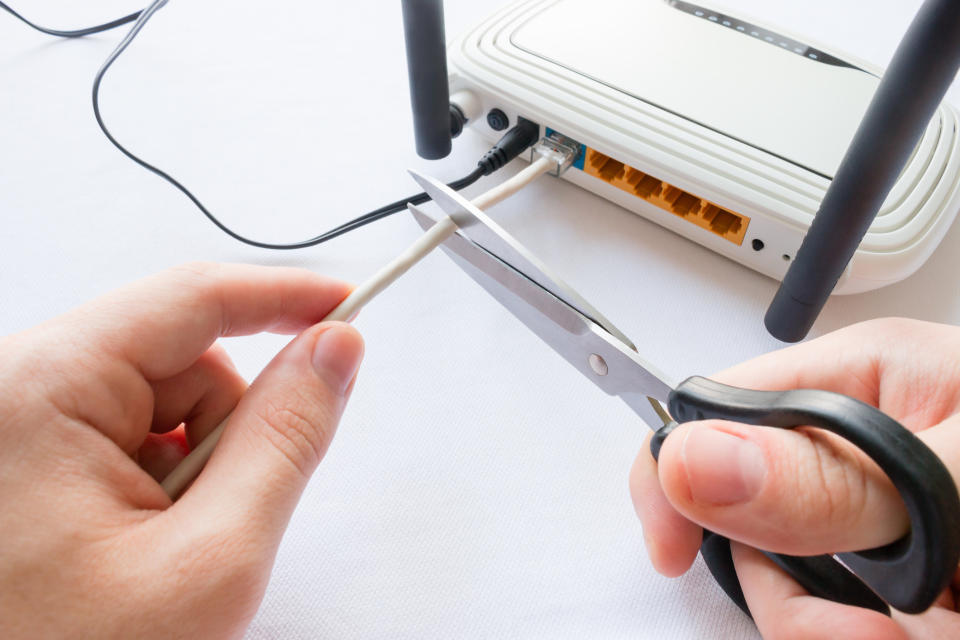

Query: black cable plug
477,118,540,176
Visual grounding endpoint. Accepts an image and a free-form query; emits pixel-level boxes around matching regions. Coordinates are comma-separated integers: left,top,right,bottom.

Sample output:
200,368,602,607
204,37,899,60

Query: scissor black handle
649,376,960,617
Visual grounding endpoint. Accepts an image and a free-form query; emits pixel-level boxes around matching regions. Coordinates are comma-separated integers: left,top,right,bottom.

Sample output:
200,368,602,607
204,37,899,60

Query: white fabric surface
2,1,959,638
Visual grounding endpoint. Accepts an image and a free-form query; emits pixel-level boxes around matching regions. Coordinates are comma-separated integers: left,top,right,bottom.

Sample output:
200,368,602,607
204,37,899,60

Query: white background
2,1,959,638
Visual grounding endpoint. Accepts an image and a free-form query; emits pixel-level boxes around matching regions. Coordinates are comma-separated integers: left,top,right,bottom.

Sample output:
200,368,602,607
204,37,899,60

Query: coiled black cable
4,1,541,250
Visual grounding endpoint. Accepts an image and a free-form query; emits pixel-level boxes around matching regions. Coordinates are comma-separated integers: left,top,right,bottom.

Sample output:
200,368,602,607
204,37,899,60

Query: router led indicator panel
669,0,863,70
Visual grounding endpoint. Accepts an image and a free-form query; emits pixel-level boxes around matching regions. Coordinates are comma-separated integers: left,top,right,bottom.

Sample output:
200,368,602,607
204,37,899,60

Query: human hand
630,318,960,639
0,263,364,639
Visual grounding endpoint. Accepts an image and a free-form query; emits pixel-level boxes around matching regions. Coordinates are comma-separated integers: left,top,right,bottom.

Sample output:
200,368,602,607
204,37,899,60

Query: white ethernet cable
161,153,561,499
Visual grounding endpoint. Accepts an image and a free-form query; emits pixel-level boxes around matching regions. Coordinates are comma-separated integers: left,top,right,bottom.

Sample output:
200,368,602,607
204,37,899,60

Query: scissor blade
408,169,636,351
409,203,675,430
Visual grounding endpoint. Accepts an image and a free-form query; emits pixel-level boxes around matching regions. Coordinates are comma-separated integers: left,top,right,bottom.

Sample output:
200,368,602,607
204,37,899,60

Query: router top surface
511,0,878,179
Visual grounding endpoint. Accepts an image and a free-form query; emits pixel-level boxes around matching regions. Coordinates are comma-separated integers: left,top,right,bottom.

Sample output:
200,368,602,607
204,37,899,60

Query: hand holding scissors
409,170,960,636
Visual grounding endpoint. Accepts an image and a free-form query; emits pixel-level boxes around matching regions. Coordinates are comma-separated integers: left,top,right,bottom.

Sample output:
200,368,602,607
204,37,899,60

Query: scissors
406,169,960,618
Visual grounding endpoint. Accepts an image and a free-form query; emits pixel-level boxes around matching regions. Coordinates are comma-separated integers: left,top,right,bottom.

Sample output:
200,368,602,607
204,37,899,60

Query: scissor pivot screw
589,354,608,376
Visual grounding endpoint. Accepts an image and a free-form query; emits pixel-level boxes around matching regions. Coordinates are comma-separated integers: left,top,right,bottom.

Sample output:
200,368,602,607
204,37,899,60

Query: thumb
175,321,364,548
656,419,917,556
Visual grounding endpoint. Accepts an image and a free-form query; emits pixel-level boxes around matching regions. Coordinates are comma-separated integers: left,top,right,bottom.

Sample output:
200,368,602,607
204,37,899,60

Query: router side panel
844,109,960,294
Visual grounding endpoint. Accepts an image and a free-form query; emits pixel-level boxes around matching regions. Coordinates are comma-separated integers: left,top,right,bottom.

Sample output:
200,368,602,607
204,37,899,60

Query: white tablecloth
2,1,958,638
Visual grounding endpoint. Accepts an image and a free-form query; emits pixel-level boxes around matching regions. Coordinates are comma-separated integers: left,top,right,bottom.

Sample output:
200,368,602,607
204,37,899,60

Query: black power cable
4,0,542,250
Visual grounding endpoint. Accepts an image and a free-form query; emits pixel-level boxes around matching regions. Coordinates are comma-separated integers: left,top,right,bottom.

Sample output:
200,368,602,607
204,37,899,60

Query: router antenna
401,0,452,160
765,0,960,342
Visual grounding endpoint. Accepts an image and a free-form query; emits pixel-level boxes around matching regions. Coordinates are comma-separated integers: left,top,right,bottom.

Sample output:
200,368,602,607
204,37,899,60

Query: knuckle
254,399,334,478
790,431,867,529
170,260,222,283
166,262,229,332
168,261,222,302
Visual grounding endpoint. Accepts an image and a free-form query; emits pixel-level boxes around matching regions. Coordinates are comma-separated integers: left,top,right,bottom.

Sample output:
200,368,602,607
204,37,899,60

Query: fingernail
312,325,364,395
682,426,766,505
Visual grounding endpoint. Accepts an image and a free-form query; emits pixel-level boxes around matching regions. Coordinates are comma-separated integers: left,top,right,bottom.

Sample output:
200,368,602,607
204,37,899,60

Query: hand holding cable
161,152,559,497
0,263,363,638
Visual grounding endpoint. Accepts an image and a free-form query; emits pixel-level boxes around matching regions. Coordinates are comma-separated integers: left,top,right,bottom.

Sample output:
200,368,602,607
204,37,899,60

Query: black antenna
401,0,452,160
765,0,960,342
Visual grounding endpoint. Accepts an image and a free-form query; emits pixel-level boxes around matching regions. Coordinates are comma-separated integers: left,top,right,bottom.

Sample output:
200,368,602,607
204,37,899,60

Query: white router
442,0,960,298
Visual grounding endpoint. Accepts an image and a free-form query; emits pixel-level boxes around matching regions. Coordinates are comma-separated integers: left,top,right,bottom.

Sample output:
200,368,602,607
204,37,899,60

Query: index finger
713,318,960,431
62,262,352,380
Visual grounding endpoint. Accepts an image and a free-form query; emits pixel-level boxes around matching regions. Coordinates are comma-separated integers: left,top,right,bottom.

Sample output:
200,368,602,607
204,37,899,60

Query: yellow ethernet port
583,149,749,245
